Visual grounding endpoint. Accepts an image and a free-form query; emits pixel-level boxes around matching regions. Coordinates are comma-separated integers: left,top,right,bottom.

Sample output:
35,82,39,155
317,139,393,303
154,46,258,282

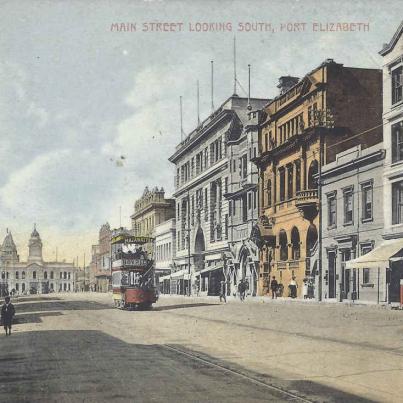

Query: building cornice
321,148,386,179
379,20,403,56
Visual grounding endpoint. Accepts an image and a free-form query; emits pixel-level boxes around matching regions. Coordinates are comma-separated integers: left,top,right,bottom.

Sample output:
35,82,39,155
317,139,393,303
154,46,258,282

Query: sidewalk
158,292,399,310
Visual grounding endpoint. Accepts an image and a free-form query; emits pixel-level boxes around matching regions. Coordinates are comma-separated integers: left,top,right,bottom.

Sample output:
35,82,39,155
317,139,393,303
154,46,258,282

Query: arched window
1,272,5,280
15,271,19,279
64,271,67,279
22,271,25,279
267,179,272,207
50,271,54,279
291,227,300,260
306,224,318,258
279,230,288,261
308,160,319,189
44,271,48,280
6,272,9,279
33,271,37,279
22,283,26,292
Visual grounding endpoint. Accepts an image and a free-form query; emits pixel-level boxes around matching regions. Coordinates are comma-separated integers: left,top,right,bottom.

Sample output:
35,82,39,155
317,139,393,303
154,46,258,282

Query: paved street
1,294,403,402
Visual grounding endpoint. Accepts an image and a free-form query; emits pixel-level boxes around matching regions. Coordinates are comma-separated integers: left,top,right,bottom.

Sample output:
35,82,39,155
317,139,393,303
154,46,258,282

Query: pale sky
0,0,401,264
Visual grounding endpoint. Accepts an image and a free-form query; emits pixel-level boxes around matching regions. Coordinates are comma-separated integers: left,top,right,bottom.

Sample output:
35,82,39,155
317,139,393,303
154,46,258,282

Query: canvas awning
345,239,403,269
196,266,223,275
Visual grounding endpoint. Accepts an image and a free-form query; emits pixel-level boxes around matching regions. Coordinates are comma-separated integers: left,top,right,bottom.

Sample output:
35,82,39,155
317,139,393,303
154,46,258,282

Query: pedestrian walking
289,277,298,298
238,280,245,301
270,276,278,299
219,280,226,303
1,296,15,336
302,279,308,299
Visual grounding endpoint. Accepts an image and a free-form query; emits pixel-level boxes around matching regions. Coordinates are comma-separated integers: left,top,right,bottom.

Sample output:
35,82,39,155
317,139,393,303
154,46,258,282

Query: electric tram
111,230,158,310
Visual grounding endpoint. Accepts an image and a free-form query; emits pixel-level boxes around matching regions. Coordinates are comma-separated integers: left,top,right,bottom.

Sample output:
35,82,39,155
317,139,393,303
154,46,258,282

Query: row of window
176,136,224,187
13,283,71,292
326,182,373,228
263,104,320,150
1,271,72,280
264,160,318,206
156,242,172,262
133,215,155,236
228,190,257,222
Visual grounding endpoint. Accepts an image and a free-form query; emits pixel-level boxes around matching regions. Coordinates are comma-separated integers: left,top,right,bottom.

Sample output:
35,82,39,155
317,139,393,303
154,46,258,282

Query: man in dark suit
1,296,15,336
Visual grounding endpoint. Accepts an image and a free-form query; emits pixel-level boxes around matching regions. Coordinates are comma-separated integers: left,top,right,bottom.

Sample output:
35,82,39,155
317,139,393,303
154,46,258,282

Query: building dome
28,224,43,263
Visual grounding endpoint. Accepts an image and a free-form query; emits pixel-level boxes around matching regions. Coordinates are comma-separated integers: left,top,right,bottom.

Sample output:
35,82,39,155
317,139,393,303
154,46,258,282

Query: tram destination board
111,235,154,245
112,258,149,269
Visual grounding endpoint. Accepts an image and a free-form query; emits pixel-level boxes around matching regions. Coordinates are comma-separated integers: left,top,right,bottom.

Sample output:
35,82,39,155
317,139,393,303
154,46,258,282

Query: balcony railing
295,189,319,220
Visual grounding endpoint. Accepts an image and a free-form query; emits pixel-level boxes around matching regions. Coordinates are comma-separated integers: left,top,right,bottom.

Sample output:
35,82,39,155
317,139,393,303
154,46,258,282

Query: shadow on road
152,303,219,311
14,311,63,324
0,330,377,403
13,296,62,303
13,299,113,314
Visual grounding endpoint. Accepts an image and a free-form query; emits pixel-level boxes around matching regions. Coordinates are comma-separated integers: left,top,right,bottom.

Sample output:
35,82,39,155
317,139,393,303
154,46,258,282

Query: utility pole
211,61,214,112
197,80,200,127
180,96,184,141
187,190,191,296
233,36,237,96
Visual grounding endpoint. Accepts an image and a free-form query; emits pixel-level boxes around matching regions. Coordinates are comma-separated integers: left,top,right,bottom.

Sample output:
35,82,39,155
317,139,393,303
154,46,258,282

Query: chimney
277,76,299,95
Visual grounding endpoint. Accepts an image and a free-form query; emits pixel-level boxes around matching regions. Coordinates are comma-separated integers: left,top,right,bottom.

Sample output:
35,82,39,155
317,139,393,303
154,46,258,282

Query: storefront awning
195,266,223,275
345,239,403,270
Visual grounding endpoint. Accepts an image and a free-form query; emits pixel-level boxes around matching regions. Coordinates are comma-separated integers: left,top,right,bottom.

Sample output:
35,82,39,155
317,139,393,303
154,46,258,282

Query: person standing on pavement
1,296,15,336
289,277,298,298
219,280,226,303
270,276,278,299
238,279,245,301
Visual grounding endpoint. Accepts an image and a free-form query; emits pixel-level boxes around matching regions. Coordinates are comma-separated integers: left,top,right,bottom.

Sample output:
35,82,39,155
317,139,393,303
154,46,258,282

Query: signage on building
111,235,154,245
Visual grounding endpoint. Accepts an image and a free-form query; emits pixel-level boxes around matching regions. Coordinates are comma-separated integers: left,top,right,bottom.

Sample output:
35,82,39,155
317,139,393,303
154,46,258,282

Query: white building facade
379,21,403,302
0,227,76,295
321,144,386,303
154,218,176,294
169,95,267,296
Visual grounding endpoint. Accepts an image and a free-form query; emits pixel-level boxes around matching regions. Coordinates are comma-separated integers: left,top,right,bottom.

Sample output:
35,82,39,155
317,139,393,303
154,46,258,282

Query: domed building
0,226,76,295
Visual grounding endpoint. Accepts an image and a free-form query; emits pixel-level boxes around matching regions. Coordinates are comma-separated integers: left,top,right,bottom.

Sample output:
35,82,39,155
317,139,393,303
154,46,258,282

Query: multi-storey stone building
95,223,112,292
321,143,385,303
254,60,383,298
169,95,267,296
154,218,176,293
0,227,76,294
225,104,268,296
131,186,175,257
349,22,403,304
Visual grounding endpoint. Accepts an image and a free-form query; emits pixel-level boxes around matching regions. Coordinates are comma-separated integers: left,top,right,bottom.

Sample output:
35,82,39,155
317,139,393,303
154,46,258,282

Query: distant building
321,144,385,303
90,223,112,293
0,226,76,294
154,218,176,294
131,186,175,257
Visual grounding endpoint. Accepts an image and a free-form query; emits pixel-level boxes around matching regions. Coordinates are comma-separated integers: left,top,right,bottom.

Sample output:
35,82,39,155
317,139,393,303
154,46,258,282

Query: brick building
253,59,382,298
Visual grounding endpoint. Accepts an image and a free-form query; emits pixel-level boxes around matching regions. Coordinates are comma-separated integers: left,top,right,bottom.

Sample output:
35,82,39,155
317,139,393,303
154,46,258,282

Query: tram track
162,344,314,403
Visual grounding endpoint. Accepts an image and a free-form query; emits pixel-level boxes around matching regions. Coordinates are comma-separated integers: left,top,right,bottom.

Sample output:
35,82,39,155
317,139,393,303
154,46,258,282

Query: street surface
1,293,403,402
